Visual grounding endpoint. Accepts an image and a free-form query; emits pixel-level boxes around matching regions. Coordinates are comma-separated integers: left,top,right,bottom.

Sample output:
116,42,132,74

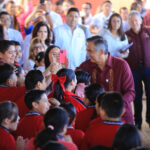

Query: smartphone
40,0,45,4
59,49,67,64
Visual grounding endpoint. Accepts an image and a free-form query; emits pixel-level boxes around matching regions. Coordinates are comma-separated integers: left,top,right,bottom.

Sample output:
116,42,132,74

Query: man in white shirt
0,11,23,44
119,7,130,32
44,0,63,28
54,8,86,70
80,2,93,28
90,0,112,34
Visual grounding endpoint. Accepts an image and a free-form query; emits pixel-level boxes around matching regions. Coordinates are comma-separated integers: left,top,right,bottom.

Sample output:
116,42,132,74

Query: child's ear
2,118,11,126
70,80,74,86
7,78,13,86
32,102,39,109
100,107,106,119
36,81,41,89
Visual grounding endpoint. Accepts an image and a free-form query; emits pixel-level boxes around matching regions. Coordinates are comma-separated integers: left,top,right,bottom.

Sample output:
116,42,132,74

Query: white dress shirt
98,28,128,57
50,11,63,28
54,23,86,70
91,12,112,29
122,20,130,32
7,28,23,44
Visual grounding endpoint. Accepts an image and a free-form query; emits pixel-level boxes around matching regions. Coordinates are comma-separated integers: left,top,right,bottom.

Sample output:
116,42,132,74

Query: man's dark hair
0,40,14,54
67,7,79,15
84,2,92,9
25,90,46,110
119,7,128,14
101,92,124,118
85,84,105,105
102,0,112,5
25,70,44,91
87,36,108,54
0,63,14,85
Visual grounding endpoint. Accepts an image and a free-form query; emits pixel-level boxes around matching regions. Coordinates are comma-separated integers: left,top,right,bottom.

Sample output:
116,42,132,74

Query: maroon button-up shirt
126,27,150,70
76,54,135,124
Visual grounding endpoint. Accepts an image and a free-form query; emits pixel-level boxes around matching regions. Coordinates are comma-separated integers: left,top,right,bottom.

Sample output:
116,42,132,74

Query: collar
64,91,76,96
102,120,124,125
57,135,65,141
64,23,78,31
25,112,41,116
105,53,113,68
0,84,9,87
87,105,95,108
67,125,74,129
0,125,10,133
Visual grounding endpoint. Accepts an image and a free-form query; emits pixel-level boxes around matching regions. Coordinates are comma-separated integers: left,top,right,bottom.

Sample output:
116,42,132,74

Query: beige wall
111,0,134,13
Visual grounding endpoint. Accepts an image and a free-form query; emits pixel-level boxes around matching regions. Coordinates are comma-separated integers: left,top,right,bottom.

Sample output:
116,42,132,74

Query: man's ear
7,78,13,86
2,118,11,126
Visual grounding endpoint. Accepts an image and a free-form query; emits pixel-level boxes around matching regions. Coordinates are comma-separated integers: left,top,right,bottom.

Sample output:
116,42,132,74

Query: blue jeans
132,64,150,125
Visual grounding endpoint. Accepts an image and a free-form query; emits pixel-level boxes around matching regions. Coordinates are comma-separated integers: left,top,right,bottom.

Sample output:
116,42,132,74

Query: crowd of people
0,0,150,149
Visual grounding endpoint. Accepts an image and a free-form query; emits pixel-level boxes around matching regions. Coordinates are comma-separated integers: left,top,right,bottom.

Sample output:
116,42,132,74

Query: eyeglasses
33,45,44,50
0,17,10,21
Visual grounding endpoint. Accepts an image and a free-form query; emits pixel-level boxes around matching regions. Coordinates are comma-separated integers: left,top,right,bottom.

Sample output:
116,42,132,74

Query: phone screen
59,49,67,64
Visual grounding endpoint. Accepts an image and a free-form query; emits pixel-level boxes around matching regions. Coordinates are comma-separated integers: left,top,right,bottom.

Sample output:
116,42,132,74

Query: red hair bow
51,74,66,92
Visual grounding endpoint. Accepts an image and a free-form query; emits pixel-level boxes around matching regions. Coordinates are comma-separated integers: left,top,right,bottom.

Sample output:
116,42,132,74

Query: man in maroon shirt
126,10,150,129
76,36,135,124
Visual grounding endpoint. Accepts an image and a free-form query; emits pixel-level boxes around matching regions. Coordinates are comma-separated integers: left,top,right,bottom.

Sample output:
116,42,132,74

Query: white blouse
98,28,128,57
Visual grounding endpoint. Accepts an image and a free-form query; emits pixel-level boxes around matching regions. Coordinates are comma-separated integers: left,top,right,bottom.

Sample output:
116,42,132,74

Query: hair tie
51,74,66,92
48,125,54,130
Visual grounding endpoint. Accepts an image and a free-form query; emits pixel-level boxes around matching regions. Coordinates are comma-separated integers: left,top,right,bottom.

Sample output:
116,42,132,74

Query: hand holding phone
59,49,67,64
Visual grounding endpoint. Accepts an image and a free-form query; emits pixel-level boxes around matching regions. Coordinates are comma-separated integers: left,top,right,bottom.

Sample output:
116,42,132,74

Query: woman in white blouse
98,13,129,58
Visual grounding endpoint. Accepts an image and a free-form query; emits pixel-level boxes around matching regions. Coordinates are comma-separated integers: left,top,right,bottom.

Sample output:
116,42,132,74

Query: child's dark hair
34,107,69,148
41,141,67,150
35,52,45,63
44,45,60,69
12,40,20,46
24,90,46,110
0,40,14,53
60,103,76,126
85,84,105,105
75,70,91,85
96,93,106,108
25,70,44,91
0,63,14,85
101,92,124,118
112,124,141,150
0,101,18,124
53,68,76,103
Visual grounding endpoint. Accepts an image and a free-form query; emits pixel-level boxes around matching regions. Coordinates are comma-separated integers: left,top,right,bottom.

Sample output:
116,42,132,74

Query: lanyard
25,112,41,116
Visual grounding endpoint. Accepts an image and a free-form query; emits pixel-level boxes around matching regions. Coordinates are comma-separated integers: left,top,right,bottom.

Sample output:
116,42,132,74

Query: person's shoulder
54,24,66,32
50,11,61,18
93,12,103,19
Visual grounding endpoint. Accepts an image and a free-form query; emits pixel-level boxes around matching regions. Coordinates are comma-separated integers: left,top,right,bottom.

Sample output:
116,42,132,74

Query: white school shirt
98,28,128,57
54,23,86,70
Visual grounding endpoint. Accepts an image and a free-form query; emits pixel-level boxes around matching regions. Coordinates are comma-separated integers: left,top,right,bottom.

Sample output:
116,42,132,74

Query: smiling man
76,35,135,124
54,7,86,70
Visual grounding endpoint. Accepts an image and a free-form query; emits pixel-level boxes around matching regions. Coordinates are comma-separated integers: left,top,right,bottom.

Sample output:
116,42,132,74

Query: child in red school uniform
49,68,86,113
74,70,91,99
60,103,85,148
16,70,48,118
81,92,125,150
75,84,104,132
0,101,26,150
15,90,50,139
0,63,25,102
26,107,78,150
